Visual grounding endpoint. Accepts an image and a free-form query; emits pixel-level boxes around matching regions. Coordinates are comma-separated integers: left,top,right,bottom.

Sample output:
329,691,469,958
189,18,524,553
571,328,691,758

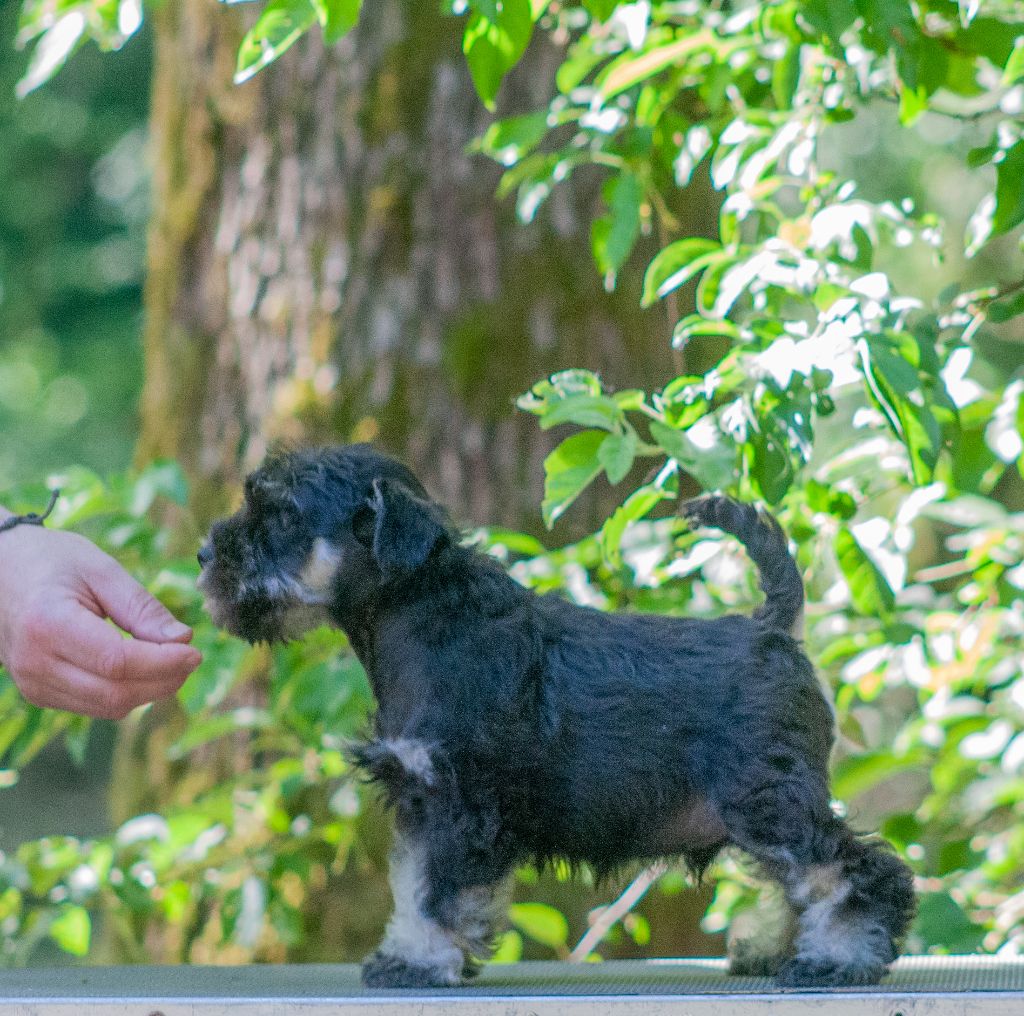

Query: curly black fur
198,444,915,989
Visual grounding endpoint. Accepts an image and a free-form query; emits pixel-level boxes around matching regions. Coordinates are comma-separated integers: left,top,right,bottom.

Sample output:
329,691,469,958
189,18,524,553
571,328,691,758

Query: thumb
89,556,193,644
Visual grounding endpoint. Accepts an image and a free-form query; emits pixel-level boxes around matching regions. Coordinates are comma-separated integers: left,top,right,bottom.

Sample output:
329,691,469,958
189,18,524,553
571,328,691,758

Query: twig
569,862,667,962
977,276,1024,305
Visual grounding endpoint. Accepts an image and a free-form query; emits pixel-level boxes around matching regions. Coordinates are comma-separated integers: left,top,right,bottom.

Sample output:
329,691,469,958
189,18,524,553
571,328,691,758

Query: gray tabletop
1,957,1023,1015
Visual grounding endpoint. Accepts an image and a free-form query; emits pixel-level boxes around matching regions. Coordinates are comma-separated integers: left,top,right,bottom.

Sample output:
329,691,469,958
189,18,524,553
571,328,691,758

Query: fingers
25,661,186,720
88,554,194,645
56,610,201,689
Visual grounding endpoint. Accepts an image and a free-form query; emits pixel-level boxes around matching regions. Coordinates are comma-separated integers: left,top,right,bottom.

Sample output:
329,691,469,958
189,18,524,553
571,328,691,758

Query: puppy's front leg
362,828,465,988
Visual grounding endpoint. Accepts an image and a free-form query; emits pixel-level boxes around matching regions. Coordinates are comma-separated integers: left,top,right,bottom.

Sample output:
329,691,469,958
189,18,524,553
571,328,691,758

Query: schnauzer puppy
198,444,914,989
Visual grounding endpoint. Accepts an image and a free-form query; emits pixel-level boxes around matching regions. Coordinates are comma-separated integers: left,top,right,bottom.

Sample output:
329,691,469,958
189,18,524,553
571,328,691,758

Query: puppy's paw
361,950,462,989
728,949,789,978
775,957,886,988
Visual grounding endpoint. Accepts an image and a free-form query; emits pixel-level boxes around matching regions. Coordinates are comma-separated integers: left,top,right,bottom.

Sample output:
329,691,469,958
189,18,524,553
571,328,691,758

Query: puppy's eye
352,505,375,547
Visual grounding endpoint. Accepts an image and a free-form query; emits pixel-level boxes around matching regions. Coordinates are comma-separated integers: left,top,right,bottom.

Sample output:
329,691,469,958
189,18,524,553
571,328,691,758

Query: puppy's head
198,445,451,643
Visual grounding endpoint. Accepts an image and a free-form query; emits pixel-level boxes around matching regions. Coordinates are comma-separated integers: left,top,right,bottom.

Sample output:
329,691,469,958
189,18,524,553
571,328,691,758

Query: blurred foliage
0,1,149,488
0,466,373,964
7,0,1024,970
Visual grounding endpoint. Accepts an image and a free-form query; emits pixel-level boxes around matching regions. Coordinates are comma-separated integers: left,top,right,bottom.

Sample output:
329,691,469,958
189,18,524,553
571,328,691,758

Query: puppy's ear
365,478,448,576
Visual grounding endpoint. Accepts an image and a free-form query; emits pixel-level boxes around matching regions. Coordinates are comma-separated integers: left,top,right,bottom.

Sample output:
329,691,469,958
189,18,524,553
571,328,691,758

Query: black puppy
198,444,914,988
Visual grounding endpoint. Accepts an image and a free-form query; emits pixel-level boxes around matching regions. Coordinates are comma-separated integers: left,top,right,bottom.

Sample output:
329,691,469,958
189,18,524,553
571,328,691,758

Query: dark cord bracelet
0,489,61,536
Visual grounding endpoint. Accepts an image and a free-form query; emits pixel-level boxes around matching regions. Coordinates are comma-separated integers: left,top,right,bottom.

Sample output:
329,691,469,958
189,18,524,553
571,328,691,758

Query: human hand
0,508,202,719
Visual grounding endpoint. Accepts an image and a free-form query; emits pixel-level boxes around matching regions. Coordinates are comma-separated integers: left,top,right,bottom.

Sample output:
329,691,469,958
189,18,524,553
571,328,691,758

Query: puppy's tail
681,495,804,637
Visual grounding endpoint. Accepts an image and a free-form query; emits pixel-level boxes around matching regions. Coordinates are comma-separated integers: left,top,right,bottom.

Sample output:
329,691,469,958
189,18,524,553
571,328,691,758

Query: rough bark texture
138,0,677,537
122,0,720,963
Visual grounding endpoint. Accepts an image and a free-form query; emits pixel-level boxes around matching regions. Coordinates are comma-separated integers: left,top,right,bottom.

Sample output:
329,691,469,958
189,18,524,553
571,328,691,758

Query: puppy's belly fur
648,795,728,855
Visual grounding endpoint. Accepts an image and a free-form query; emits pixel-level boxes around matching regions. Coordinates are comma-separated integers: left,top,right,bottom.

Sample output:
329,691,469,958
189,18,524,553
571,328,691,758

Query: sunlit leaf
476,111,550,165
597,429,638,484
641,238,722,307
594,31,713,101
600,481,672,567
582,0,618,22
509,902,568,950
835,526,895,616
649,420,734,491
235,0,318,85
542,430,606,527
16,11,87,98
314,0,362,43
49,906,90,956
463,0,534,110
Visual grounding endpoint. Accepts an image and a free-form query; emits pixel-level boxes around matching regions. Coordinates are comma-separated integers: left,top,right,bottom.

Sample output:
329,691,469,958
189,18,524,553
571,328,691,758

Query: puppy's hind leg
777,828,915,988
726,883,796,978
723,782,915,987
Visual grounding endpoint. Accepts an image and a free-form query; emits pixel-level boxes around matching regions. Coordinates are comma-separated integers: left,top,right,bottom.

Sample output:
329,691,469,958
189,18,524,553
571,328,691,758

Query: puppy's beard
200,573,334,643
198,540,341,642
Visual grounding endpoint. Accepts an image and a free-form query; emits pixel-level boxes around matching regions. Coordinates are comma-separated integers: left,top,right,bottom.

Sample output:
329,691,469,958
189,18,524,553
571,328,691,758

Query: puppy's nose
197,544,213,569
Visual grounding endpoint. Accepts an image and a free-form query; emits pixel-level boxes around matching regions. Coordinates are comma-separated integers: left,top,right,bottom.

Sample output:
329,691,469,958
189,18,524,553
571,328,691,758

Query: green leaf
649,420,734,491
535,394,623,431
600,481,672,567
463,0,534,110
476,111,550,166
613,389,647,411
804,479,856,520
859,338,943,484
235,0,318,84
469,0,501,20
131,460,188,516
582,0,618,21
542,430,606,528
315,0,362,43
49,906,91,957
518,369,603,415
556,38,604,94
800,0,857,44
898,82,928,125
835,526,895,616
598,430,638,485
832,749,925,799
988,289,1024,323
167,709,272,760
993,141,1024,237
642,238,722,307
509,902,568,950
595,31,713,101
672,314,740,348
1002,38,1024,84
16,11,88,98
747,417,794,505
771,43,801,110
913,892,986,952
63,717,92,767
489,929,524,963
592,172,643,283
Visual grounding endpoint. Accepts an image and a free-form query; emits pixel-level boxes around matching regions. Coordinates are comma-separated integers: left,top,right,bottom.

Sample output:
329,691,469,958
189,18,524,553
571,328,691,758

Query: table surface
1,955,1023,998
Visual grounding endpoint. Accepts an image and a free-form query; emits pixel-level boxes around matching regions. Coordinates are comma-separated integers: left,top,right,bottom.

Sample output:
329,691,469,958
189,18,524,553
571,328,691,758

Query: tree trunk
138,0,676,536
118,0,718,963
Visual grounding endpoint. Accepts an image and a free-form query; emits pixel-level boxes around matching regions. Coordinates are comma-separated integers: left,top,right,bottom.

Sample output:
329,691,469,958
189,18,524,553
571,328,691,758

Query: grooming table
0,956,1022,1014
